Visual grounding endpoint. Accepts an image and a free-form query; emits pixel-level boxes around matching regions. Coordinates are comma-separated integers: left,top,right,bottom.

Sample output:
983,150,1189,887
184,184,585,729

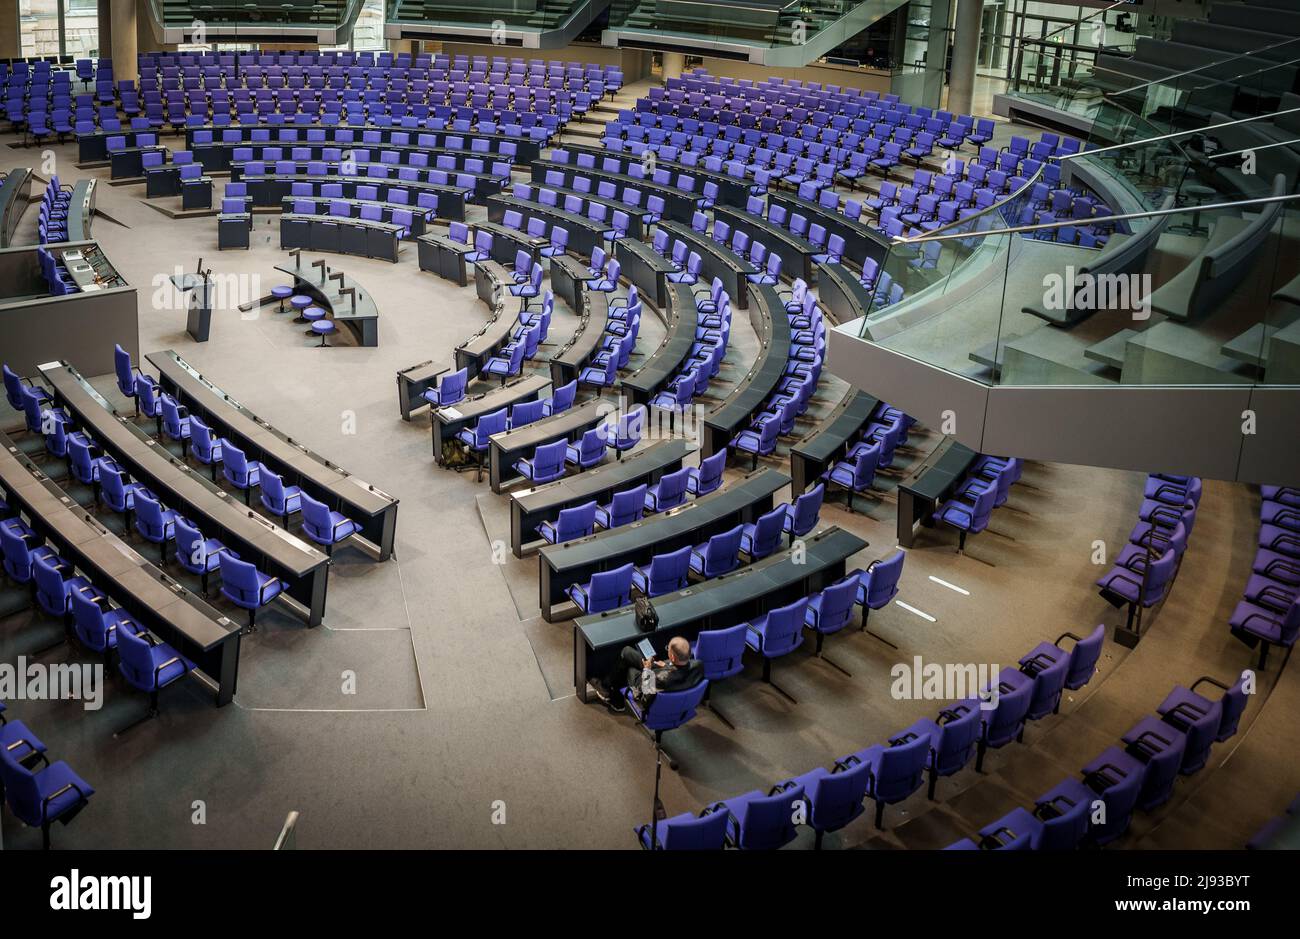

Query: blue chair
174,517,236,597
897,703,982,800
100,467,151,534
644,466,689,513
719,781,807,850
595,484,647,530
840,732,933,829
1002,654,1070,729
4,363,49,414
1019,623,1106,692
538,501,598,544
133,491,180,564
189,416,224,480
690,623,748,728
509,399,545,430
220,440,263,504
515,439,568,485
115,625,195,736
159,394,191,455
33,553,92,620
852,548,905,647
739,504,785,561
1158,672,1250,745
565,428,607,471
804,574,859,669
1079,746,1146,844
785,483,824,540
689,523,743,579
482,341,525,384
300,493,358,556
136,374,163,435
70,588,143,657
0,743,94,849
1155,685,1221,775
685,450,725,498
1,524,60,585
791,761,872,847
421,367,467,409
455,407,508,482
934,484,997,551
622,679,709,770
977,786,1091,850
219,552,283,630
541,379,576,416
634,807,728,850
973,676,1034,772
744,597,807,702
1230,594,1300,671
567,562,635,614
114,343,142,411
823,441,880,514
0,712,46,766
1121,715,1187,810
259,469,304,528
730,417,779,471
632,545,692,597
598,406,644,460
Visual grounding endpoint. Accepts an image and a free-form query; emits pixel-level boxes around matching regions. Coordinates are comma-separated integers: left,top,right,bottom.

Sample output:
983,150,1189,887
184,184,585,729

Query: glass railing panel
386,0,587,30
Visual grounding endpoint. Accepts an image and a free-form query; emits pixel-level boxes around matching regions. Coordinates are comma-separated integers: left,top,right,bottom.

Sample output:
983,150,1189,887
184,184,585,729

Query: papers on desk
440,407,463,420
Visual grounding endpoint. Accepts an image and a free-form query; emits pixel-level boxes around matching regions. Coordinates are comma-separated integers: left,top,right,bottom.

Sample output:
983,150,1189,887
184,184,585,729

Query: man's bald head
667,636,690,664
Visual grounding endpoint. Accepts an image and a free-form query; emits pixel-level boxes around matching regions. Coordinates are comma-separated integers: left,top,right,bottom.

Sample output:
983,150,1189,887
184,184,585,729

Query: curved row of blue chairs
634,617,1110,850
37,175,74,244
566,483,827,617
0,702,94,849
1096,472,1200,637
948,668,1250,850
1230,485,1300,670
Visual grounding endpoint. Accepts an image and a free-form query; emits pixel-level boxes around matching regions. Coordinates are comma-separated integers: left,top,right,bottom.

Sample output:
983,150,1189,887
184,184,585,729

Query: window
18,1,99,58
63,0,98,57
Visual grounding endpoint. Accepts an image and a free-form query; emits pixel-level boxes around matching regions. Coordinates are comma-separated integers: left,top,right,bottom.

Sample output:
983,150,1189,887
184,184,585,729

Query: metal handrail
1057,106,1300,160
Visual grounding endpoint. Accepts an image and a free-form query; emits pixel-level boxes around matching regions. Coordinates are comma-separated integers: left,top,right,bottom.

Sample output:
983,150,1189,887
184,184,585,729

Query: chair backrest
863,549,904,609
932,705,982,775
654,809,729,850
807,761,872,831
114,343,135,396
701,523,743,576
1065,623,1106,689
984,679,1033,745
70,588,109,650
760,597,808,656
588,561,635,612
555,501,597,541
645,545,692,596
642,679,709,731
693,624,748,681
654,466,690,509
1036,792,1091,850
787,482,824,536
550,379,576,413
1216,672,1251,741
733,782,806,849
813,574,859,632
1025,652,1069,721
748,505,786,559
607,485,647,528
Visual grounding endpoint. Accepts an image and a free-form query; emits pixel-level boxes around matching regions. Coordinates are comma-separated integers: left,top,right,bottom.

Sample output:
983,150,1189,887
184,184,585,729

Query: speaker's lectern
172,260,214,342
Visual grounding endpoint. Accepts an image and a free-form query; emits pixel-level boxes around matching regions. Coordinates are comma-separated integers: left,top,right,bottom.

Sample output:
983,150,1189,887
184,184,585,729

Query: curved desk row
714,204,818,284
557,143,751,210
485,193,606,260
488,397,608,496
510,439,693,557
455,261,517,379
228,159,491,206
573,525,867,700
280,212,406,264
656,219,756,310
620,281,700,406
234,172,467,220
194,139,508,176
430,374,552,459
0,430,243,707
0,167,32,248
529,159,698,225
539,465,790,622
183,123,542,163
148,349,399,561
78,129,156,163
614,236,676,309
37,361,332,627
789,389,881,495
514,179,650,241
546,273,611,390
767,189,890,271
280,195,433,237
816,259,878,325
701,283,790,459
274,260,380,347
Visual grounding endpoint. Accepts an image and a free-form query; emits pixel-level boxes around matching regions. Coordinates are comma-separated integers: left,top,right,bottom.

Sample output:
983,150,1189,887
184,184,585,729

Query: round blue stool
271,285,293,313
311,320,338,347
302,306,326,334
289,294,313,322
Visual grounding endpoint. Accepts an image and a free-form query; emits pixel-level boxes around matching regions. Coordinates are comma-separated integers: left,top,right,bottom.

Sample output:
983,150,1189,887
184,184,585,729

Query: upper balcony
383,0,609,48
147,0,366,44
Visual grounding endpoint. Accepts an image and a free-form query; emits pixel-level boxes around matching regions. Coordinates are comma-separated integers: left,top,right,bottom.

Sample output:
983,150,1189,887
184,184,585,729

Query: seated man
594,635,703,714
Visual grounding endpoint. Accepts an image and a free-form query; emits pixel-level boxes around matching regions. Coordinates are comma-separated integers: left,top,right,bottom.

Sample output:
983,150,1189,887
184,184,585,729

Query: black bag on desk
635,595,658,632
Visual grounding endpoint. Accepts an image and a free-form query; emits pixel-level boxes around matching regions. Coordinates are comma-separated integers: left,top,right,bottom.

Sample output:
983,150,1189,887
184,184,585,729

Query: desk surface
703,283,790,436
621,281,699,398
900,436,978,501
148,350,397,520
792,389,879,464
490,397,606,458
512,439,692,517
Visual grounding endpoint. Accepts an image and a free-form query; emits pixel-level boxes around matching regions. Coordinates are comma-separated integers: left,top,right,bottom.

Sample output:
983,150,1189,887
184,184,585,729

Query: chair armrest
1189,675,1230,694
153,656,183,684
